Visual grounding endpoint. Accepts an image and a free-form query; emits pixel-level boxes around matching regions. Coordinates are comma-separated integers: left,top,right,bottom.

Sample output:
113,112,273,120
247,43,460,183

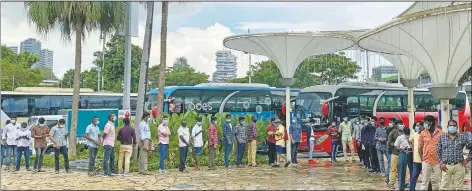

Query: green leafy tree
230,53,361,88
25,1,127,157
1,46,43,91
60,69,75,88
147,65,210,89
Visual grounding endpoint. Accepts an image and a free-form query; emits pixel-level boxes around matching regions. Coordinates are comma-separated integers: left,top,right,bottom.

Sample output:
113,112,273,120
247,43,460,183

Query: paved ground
1,157,471,190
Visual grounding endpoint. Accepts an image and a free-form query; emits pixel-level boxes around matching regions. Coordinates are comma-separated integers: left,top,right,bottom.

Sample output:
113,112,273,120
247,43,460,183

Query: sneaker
103,175,110,178
159,169,166,175
180,169,188,173
269,163,274,166
55,171,59,174
226,165,232,169
284,162,291,168
111,173,119,176
123,172,132,177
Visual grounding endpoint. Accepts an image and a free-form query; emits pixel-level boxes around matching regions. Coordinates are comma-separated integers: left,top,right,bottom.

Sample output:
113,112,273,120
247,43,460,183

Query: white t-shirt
310,127,315,141
177,126,190,147
192,124,203,147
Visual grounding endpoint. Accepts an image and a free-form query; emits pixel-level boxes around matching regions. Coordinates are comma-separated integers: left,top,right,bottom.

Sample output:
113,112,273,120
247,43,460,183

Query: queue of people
350,114,472,190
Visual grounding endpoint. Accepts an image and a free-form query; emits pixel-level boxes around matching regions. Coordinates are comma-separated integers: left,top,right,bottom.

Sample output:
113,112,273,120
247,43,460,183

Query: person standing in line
102,113,117,177
352,118,364,166
385,117,397,184
0,120,11,168
31,117,49,173
308,119,316,162
247,115,258,167
208,117,218,170
15,122,31,171
49,119,70,173
158,116,171,174
387,120,403,188
2,117,18,172
85,116,101,176
235,117,247,168
361,118,372,170
137,112,152,175
267,118,277,166
418,115,444,190
410,121,426,191
436,119,471,190
339,117,354,163
328,121,340,163
191,117,204,171
395,127,412,191
290,118,301,165
177,120,190,173
117,118,136,176
223,114,233,169
274,118,290,167
462,116,471,141
368,117,380,173
375,117,389,177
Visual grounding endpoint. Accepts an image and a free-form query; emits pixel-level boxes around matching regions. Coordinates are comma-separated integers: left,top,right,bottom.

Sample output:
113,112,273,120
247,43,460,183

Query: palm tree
156,1,169,120
25,2,126,157
133,1,154,161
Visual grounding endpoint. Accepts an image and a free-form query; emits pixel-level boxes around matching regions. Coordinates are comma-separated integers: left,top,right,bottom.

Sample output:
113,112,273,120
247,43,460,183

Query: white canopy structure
223,32,355,161
358,3,472,128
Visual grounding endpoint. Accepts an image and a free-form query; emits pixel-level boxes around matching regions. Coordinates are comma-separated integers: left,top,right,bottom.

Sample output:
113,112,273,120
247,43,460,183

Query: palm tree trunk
69,23,82,158
156,1,168,120
133,1,154,161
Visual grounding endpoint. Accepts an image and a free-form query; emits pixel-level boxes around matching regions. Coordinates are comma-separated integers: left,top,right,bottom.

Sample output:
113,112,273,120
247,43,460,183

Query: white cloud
236,21,325,32
345,2,414,29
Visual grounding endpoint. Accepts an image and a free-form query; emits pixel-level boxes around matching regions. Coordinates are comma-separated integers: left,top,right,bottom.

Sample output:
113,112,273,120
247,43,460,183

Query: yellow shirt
409,131,421,163
275,124,286,147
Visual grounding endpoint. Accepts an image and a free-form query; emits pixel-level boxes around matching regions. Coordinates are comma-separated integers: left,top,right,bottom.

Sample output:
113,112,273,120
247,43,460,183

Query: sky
0,2,414,80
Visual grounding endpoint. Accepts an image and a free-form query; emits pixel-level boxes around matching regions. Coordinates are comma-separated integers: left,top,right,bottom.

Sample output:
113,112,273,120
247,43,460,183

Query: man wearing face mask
208,117,218,170
387,120,404,188
137,112,151,175
328,121,340,163
158,116,171,174
352,118,364,165
361,118,372,169
409,121,425,191
436,119,471,190
117,118,137,176
235,117,247,168
223,114,233,168
289,118,301,165
375,117,389,176
50,119,70,174
102,113,117,177
339,117,354,163
85,116,101,176
15,122,31,171
367,117,380,173
31,117,50,173
2,116,18,172
178,120,190,173
247,115,258,167
418,115,444,190
191,117,204,171
267,118,277,166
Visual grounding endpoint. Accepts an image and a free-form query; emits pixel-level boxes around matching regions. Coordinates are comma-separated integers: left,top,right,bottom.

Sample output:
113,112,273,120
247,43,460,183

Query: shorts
276,145,284,154
194,147,202,155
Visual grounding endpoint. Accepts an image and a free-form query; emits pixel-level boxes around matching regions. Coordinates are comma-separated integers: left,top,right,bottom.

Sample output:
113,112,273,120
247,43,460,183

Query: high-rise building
7,46,18,54
372,65,398,80
33,49,54,70
20,38,41,55
212,50,237,82
173,57,189,68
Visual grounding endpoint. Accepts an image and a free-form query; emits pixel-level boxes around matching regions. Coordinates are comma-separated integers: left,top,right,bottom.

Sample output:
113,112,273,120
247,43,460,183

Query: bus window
414,92,440,112
224,90,271,113
169,89,234,114
377,90,407,112
451,92,467,110
336,88,384,114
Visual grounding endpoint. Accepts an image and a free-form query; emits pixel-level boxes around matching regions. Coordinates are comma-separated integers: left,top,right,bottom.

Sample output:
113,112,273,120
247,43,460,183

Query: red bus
294,82,470,154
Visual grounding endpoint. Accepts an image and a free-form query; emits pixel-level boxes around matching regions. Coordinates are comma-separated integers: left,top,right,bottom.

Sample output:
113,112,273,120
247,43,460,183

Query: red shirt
328,125,340,141
267,124,277,143
208,124,218,146
463,120,471,133
282,103,286,116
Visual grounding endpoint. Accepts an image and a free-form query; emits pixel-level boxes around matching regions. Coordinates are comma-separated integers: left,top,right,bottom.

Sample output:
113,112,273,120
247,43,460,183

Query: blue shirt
362,124,376,145
85,123,100,148
290,123,302,142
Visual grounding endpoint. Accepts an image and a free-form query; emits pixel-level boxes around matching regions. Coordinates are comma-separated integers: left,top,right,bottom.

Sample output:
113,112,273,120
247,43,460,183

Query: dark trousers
356,141,364,163
103,145,115,176
291,142,300,164
208,145,215,168
331,140,339,161
54,146,70,171
0,145,7,166
363,142,371,168
179,146,188,171
88,147,98,172
34,147,46,170
369,145,379,171
268,142,276,164
224,139,232,167
410,162,422,191
237,143,246,165
15,146,30,171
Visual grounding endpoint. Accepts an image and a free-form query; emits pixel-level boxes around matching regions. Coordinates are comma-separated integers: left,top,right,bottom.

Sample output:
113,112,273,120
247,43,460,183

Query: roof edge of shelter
223,31,358,45
357,3,472,44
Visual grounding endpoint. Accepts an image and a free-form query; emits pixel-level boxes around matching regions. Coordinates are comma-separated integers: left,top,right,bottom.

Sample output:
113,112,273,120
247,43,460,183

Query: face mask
226,119,231,122
343,118,348,122
448,126,457,133
197,122,202,126
415,126,420,132
58,124,64,128
389,123,393,127
398,125,405,129
163,120,168,125
424,124,430,129
96,121,100,125
211,120,216,124
371,122,376,126
241,122,246,126
11,120,16,124
331,123,336,126
113,116,117,121
182,124,187,127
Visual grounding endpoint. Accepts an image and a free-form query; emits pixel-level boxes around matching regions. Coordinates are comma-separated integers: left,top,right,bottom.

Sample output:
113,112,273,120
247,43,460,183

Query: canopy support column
400,79,419,128
429,86,460,130
280,78,295,163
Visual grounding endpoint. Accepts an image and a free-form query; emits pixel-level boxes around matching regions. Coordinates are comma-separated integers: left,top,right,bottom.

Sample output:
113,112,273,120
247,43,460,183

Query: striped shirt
436,133,472,164
235,123,246,143
208,123,218,146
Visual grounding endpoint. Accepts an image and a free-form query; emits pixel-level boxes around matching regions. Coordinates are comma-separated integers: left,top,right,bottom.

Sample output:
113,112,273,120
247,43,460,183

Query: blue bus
145,83,300,121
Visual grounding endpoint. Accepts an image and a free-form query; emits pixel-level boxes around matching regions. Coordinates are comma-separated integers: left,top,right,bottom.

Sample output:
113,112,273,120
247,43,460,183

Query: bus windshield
295,92,325,118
